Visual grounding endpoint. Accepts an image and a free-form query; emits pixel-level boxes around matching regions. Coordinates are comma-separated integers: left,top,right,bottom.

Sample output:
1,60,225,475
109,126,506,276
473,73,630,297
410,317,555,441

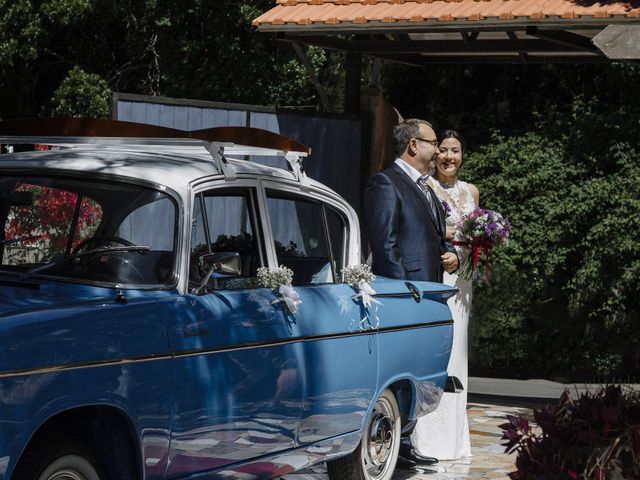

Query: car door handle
182,321,209,337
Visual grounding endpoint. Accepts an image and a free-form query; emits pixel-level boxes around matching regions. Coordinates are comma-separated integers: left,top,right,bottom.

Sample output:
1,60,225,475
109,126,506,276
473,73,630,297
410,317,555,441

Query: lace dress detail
428,178,477,263
411,178,477,460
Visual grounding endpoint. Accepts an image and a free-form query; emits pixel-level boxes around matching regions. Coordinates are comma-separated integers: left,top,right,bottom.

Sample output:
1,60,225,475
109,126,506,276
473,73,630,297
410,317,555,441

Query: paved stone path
283,400,534,480
394,401,532,479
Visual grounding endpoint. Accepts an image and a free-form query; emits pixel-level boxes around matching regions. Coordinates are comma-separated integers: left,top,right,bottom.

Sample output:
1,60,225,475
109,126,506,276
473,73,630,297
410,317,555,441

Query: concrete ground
283,398,534,480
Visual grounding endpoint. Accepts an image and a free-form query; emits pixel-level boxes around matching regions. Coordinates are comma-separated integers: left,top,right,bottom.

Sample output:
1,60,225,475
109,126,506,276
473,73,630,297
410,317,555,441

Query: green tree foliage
382,63,640,151
462,101,640,381
48,65,110,117
0,0,339,119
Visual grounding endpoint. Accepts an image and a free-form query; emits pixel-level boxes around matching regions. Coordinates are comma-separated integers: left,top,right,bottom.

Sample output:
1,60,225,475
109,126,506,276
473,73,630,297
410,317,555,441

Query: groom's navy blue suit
364,162,455,282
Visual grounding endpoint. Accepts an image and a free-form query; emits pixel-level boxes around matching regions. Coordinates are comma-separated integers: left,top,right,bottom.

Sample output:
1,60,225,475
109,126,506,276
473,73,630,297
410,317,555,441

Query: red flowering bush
5,183,102,263
501,386,640,479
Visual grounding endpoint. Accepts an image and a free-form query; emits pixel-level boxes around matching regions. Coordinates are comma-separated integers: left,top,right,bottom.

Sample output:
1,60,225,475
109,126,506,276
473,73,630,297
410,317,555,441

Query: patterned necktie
417,177,439,221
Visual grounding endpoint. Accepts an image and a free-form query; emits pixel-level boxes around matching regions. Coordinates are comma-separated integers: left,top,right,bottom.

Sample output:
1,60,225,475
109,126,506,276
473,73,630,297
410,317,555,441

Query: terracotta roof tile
254,0,640,27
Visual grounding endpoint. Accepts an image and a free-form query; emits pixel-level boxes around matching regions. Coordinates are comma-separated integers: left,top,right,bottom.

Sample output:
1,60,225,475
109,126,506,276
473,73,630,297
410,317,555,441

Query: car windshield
0,175,177,287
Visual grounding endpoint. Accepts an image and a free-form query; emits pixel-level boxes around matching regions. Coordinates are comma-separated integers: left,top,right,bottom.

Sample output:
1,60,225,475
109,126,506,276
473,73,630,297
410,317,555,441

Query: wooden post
345,52,362,114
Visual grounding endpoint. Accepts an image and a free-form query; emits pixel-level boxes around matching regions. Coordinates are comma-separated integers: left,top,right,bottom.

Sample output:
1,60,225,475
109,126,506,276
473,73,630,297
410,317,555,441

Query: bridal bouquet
454,207,511,280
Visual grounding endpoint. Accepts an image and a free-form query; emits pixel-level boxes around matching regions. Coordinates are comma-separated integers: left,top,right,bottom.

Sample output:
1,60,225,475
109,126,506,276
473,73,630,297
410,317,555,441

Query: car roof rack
0,118,311,185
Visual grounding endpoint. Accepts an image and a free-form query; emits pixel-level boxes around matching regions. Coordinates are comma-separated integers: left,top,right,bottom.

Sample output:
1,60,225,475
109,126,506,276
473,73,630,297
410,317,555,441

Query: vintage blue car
0,119,456,480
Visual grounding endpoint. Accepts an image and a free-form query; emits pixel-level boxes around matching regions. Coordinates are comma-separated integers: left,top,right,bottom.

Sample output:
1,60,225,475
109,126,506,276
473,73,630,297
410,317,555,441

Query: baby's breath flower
257,265,294,290
342,264,376,289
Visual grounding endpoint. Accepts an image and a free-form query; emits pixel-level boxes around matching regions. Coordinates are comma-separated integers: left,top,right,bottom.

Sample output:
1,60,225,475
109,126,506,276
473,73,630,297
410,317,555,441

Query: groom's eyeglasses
414,137,439,147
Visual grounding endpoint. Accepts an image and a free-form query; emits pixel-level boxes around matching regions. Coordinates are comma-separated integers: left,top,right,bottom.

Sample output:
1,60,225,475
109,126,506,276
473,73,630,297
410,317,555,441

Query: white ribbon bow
353,280,381,309
273,284,302,314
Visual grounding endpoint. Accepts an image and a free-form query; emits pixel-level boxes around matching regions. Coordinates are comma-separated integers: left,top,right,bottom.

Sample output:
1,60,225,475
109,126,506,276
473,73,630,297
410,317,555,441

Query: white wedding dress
411,178,476,460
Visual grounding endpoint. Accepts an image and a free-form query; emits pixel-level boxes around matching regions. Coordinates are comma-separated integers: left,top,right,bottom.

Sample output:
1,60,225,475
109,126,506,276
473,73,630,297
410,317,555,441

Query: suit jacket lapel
390,164,440,230
425,181,447,234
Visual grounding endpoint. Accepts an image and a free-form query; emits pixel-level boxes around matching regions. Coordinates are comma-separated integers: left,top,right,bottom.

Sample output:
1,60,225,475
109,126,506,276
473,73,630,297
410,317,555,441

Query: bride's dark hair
438,129,466,153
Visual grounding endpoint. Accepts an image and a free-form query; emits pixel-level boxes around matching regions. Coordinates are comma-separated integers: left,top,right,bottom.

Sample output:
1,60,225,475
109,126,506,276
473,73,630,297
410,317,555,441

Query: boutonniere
257,265,302,314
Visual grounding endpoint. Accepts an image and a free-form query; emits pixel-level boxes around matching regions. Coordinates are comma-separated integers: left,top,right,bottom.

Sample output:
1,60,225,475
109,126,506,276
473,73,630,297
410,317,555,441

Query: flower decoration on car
257,265,302,314
343,264,381,329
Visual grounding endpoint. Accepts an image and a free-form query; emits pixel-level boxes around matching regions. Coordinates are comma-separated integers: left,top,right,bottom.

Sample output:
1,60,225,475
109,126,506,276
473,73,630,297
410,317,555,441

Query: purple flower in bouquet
441,200,452,217
455,207,511,280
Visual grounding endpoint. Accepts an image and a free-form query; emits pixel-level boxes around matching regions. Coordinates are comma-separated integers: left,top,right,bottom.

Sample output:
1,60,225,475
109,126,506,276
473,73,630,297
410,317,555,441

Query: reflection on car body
0,118,456,480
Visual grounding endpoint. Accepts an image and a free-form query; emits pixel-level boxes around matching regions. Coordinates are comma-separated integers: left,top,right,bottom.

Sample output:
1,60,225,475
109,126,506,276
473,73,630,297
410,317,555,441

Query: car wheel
327,389,401,480
13,439,105,480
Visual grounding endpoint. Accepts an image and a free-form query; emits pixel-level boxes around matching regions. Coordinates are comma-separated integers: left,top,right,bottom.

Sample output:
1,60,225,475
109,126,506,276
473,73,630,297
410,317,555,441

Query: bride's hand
445,225,457,241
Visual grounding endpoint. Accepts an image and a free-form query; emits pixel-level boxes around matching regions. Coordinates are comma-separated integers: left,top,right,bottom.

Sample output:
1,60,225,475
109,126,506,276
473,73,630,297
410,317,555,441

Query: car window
0,175,177,287
190,188,262,290
265,190,338,286
116,197,175,250
2,182,102,266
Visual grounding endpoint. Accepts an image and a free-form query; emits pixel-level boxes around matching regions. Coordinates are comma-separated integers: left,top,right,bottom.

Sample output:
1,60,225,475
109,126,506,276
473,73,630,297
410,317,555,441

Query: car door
164,183,304,478
261,185,378,445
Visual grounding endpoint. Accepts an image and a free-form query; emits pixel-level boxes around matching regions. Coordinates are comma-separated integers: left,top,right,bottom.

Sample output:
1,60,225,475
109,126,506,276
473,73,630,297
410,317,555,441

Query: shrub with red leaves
500,386,640,479
5,183,102,262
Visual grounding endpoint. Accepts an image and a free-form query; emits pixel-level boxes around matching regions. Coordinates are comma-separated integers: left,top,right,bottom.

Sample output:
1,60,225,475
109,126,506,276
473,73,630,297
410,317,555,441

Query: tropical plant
501,386,640,479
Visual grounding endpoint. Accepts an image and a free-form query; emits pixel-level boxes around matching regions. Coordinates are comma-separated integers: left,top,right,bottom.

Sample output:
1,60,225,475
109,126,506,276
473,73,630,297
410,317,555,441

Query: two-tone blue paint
0,275,452,479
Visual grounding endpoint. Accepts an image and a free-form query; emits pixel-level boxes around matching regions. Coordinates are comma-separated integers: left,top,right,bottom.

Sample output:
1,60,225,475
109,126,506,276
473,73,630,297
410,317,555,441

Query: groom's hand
441,252,458,273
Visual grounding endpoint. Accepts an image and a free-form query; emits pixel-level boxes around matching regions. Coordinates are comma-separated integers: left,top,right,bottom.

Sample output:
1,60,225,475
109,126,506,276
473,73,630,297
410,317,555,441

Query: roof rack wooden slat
0,118,311,154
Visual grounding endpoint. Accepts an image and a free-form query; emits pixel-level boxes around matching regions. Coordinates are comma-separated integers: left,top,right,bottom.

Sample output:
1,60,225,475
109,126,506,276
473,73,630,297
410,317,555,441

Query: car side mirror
192,252,241,295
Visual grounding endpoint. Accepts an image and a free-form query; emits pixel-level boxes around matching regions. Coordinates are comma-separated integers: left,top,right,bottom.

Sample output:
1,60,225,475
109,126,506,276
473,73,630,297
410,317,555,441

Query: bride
411,129,478,460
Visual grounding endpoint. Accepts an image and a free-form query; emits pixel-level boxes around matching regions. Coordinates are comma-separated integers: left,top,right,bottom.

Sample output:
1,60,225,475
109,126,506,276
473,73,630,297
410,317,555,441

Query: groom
363,118,458,468
364,118,458,283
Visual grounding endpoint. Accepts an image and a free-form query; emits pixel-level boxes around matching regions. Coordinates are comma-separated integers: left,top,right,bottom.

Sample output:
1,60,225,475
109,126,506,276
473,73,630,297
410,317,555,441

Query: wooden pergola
254,0,640,112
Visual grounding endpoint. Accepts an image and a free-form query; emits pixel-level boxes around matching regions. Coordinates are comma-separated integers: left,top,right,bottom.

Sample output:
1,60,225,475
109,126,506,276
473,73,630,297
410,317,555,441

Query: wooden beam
285,36,599,54
416,55,610,64
392,33,411,42
279,35,354,52
525,26,598,53
507,31,527,62
368,54,425,68
461,32,480,43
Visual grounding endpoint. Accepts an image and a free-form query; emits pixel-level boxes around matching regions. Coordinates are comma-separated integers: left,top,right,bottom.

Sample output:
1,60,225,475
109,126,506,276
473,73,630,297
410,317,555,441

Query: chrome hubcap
46,470,86,480
362,398,397,480
368,414,393,465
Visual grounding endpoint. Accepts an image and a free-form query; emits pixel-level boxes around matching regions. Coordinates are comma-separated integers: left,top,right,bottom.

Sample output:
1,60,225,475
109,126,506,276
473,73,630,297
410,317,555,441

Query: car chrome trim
374,288,458,301
0,320,452,379
0,353,174,379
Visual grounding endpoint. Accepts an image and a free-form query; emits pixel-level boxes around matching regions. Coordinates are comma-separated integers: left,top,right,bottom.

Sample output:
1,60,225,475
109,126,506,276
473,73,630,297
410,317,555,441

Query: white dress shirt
394,158,427,184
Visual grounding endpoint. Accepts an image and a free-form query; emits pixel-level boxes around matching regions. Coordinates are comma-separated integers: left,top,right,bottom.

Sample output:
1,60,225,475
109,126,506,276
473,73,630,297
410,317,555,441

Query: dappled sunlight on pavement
394,402,533,479
281,401,534,480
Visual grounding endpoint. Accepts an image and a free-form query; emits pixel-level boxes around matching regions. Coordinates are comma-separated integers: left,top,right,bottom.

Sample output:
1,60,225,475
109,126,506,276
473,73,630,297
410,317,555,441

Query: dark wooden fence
112,93,363,213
